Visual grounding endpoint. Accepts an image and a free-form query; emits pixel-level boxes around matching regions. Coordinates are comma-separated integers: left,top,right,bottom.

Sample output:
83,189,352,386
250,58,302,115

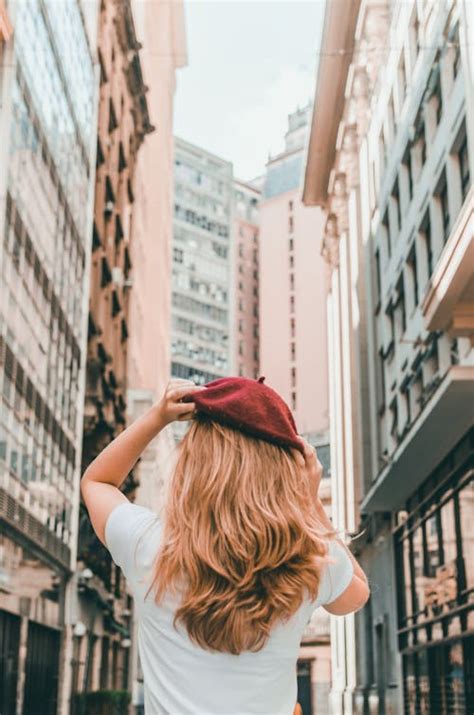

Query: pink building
233,179,261,378
127,0,187,513
259,106,332,713
259,106,329,443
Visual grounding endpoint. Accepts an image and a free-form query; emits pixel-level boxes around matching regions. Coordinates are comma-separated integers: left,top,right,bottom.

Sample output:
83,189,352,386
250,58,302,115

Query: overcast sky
173,1,325,182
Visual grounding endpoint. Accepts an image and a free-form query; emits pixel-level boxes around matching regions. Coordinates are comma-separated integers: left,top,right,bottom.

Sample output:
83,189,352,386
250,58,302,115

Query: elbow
353,582,371,613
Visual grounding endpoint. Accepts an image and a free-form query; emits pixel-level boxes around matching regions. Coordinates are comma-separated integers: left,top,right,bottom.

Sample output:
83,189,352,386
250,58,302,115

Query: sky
173,1,326,182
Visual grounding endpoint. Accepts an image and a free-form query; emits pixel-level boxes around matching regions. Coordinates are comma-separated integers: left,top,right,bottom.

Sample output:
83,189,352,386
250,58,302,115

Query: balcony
361,364,474,512
422,188,474,338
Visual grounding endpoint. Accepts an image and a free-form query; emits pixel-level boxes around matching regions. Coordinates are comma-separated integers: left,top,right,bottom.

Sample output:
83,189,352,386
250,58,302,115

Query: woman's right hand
298,438,323,498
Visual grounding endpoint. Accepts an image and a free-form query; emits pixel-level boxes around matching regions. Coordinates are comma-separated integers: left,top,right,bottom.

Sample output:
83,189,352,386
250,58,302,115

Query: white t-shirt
105,502,353,715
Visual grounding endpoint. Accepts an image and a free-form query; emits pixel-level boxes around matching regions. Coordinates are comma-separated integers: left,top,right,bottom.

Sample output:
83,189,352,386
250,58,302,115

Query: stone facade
304,0,474,712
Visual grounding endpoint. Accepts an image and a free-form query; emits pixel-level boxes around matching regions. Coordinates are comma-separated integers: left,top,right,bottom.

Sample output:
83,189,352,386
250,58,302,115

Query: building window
289,216,294,233
290,273,295,291
403,146,413,202
436,170,450,243
391,177,401,235
382,209,391,259
458,134,470,203
398,54,406,109
290,295,295,314
414,110,427,171
289,254,294,269
288,200,293,212
394,431,474,711
238,243,244,258
374,248,382,308
290,317,295,338
428,64,443,126
291,392,297,410
406,243,419,309
451,24,461,79
290,342,296,361
289,237,294,252
389,397,398,442
395,273,406,335
420,210,433,279
108,98,118,133
388,93,396,139
291,367,296,388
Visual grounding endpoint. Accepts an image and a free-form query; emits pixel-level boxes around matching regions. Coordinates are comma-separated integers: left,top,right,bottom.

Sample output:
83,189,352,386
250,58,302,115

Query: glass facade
0,1,96,559
394,429,474,714
172,140,233,383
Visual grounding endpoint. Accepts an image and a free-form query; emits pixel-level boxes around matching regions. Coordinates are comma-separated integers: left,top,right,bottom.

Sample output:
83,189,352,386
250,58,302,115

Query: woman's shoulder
105,501,163,581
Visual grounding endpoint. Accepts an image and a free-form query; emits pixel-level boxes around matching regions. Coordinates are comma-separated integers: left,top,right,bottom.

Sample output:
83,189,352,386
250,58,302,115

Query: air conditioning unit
112,267,124,287
104,200,114,217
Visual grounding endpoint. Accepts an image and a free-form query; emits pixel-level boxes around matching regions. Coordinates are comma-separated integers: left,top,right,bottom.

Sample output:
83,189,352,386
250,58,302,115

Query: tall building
0,2,99,712
259,106,332,713
71,1,154,707
259,106,330,447
171,138,234,385
127,1,187,710
304,0,474,712
233,179,260,379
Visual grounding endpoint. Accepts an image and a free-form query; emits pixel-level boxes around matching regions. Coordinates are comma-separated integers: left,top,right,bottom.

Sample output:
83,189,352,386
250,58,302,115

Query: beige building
304,0,473,712
233,179,260,379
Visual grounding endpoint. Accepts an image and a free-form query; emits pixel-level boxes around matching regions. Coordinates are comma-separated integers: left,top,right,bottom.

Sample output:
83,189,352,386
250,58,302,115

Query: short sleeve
316,539,354,606
105,502,158,581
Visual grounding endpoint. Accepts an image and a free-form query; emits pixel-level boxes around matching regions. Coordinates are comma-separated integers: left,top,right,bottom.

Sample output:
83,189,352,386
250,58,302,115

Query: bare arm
298,439,370,615
81,379,203,544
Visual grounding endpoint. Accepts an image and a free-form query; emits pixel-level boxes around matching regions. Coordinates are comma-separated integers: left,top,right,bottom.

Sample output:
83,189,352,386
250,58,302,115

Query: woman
81,377,370,714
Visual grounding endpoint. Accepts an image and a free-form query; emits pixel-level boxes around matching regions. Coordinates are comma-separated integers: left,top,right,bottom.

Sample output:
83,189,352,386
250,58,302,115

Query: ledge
361,365,474,512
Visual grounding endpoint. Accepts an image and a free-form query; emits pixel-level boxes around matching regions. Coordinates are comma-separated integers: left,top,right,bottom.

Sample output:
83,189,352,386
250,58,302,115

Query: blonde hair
149,416,331,654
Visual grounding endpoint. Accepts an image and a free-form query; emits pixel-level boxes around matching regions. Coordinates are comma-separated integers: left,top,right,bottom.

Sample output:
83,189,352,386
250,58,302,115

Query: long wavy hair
148,416,331,654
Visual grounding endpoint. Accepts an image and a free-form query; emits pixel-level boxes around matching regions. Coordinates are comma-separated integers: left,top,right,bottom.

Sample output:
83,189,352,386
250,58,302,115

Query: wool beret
182,376,304,454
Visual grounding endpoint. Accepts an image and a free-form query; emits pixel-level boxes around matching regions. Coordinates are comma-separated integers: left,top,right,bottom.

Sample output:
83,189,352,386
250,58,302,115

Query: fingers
168,384,205,402
174,401,197,414
298,437,316,462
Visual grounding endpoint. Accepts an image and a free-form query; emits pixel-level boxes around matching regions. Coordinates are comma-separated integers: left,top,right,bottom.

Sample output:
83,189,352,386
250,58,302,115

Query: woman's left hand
297,437,324,498
154,379,205,426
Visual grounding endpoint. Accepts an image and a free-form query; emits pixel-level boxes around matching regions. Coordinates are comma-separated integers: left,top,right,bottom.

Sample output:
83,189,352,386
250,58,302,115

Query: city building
259,106,330,447
72,0,155,708
233,179,260,379
259,106,332,714
127,0,187,710
171,138,234,386
0,2,99,713
304,0,474,712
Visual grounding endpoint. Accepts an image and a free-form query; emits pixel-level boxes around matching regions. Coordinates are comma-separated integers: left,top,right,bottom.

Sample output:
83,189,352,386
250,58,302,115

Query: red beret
182,376,304,454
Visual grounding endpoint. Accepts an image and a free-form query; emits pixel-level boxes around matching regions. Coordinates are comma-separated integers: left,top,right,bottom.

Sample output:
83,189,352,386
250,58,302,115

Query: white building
304,0,473,712
171,138,234,385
